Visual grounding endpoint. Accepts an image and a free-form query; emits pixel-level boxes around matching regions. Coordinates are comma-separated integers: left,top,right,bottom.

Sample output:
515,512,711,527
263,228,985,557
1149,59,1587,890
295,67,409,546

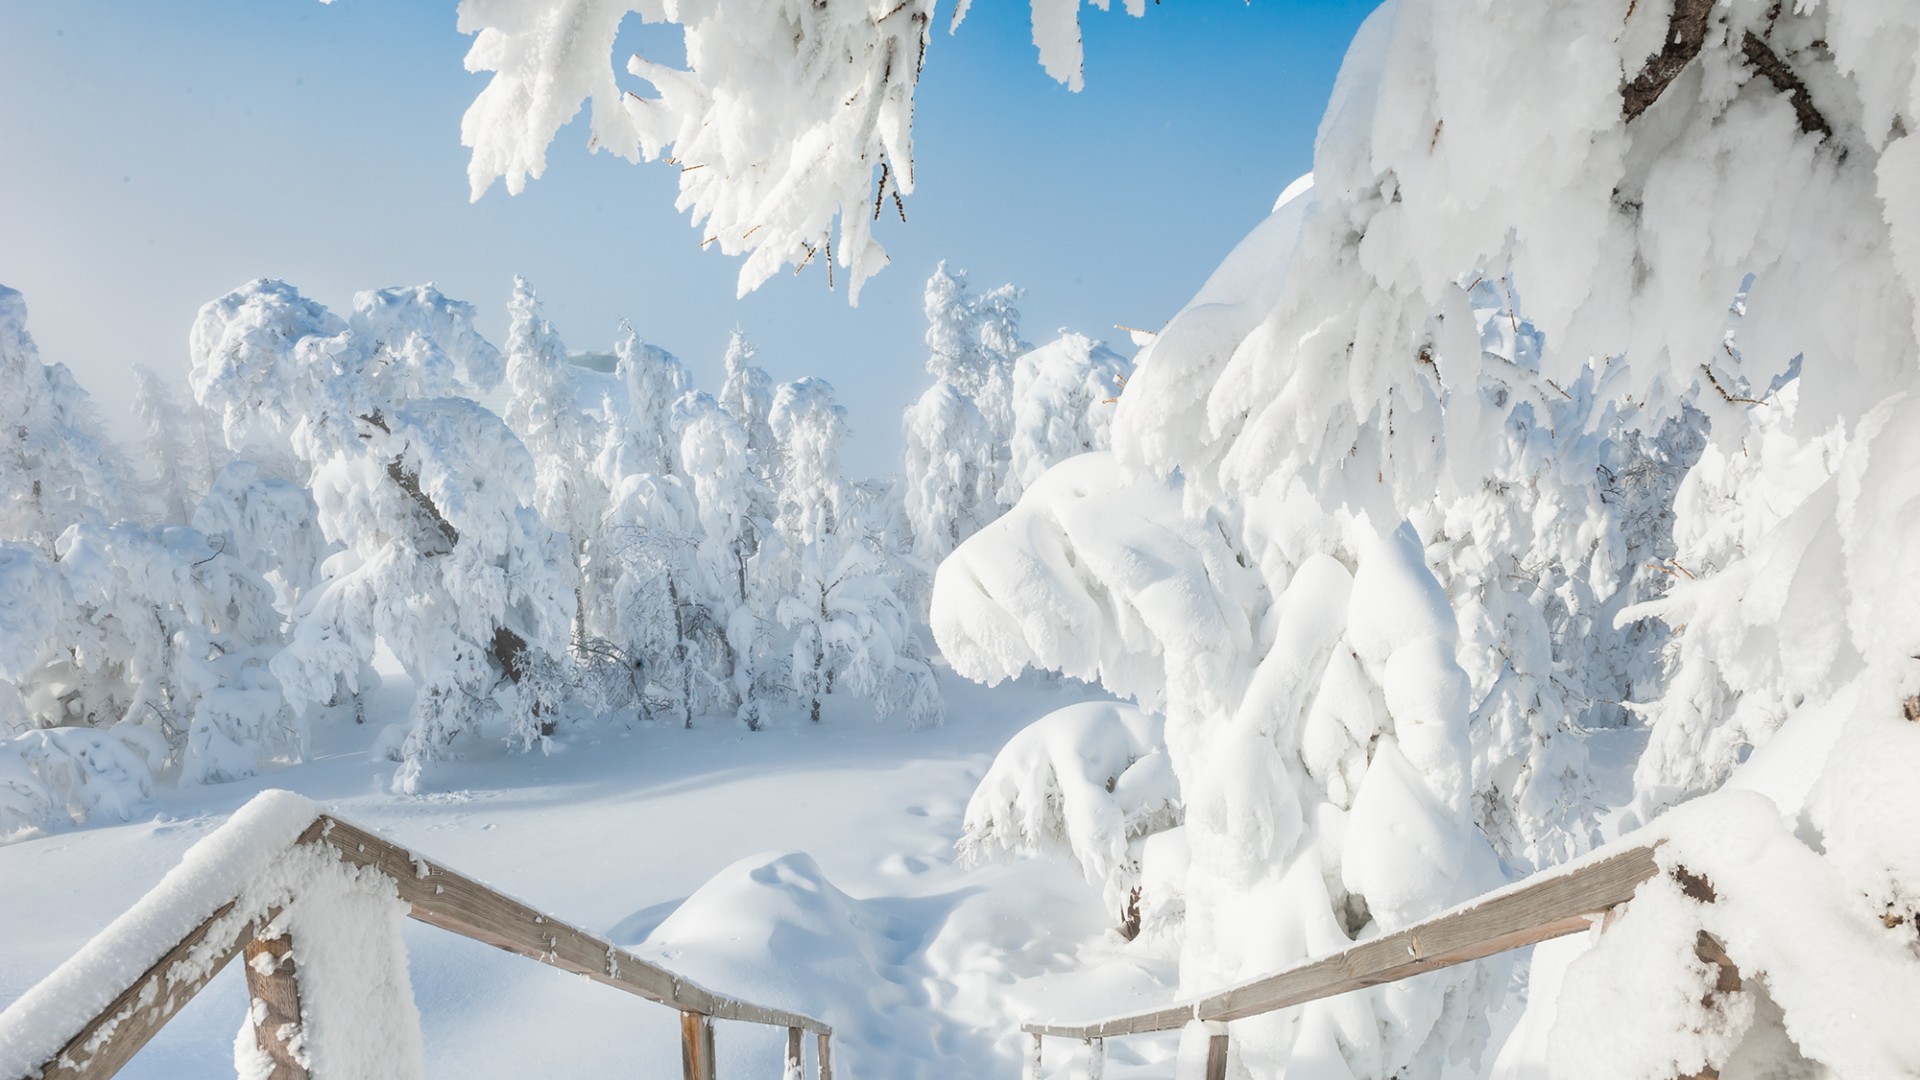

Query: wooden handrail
314,816,832,1034
1020,842,1661,1076
4,806,831,1080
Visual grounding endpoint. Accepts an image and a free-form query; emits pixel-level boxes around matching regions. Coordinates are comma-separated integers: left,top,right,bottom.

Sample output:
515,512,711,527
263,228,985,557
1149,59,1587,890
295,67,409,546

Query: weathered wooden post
1673,865,1742,1080
1084,1036,1105,1079
243,928,309,1080
785,1026,803,1078
817,1031,833,1080
1204,1028,1230,1080
1025,1032,1043,1079
681,1011,716,1080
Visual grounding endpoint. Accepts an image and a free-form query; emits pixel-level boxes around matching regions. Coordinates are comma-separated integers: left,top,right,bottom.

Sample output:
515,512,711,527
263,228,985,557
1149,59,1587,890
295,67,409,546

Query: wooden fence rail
5,809,831,1080
1020,843,1661,1078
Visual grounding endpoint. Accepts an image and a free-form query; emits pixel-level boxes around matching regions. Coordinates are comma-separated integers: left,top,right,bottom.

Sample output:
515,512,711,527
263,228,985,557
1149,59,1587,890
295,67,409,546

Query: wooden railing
2,805,832,1080
1020,843,1662,1079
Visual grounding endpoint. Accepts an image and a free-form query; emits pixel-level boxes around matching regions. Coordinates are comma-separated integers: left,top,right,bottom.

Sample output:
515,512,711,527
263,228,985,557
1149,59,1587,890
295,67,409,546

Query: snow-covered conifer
131,365,206,525
998,331,1129,506
603,471,716,728
504,277,609,643
676,392,775,727
606,325,691,481
718,329,776,462
0,287,133,550
771,379,938,726
899,383,995,564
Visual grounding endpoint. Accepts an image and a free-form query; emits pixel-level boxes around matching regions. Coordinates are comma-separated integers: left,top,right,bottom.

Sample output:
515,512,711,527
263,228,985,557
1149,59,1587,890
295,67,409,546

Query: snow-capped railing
0,792,831,1080
1019,842,1662,1079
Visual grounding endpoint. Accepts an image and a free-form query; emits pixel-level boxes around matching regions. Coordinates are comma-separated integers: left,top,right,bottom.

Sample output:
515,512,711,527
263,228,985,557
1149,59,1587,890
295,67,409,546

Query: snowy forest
4,0,1920,1078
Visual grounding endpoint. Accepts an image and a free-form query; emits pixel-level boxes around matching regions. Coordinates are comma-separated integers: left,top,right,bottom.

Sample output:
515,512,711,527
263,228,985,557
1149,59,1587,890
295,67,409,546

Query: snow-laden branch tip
454,0,1147,301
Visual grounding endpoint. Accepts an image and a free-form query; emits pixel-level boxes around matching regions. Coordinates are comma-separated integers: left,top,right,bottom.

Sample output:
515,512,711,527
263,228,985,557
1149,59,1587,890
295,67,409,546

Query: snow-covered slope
0,668,1181,1079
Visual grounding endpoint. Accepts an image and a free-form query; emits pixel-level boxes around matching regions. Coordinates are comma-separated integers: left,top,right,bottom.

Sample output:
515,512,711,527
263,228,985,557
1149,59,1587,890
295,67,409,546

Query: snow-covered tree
603,471,718,728
191,460,329,617
771,378,938,727
452,0,1152,294
928,0,1920,1071
899,383,995,564
131,366,208,525
676,392,776,728
504,276,609,643
718,329,776,463
190,279,573,793
999,331,1130,506
901,263,1030,562
0,287,132,551
600,324,691,482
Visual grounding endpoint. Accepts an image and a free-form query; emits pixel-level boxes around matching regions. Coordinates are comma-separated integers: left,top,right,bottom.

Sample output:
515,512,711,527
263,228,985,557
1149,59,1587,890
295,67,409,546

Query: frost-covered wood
241,929,309,1080
1024,842,1657,1040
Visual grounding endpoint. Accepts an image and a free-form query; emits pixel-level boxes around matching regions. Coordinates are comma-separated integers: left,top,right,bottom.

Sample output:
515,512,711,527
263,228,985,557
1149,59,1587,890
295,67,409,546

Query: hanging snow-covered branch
454,0,1148,300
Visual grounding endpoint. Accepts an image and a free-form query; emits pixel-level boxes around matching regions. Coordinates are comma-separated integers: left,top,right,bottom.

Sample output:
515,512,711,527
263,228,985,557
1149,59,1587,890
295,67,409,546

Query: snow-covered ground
0,664,1188,1079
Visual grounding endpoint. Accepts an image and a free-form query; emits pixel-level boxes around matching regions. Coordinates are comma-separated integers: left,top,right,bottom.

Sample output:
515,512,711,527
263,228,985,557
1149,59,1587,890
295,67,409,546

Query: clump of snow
959,700,1178,925
231,833,425,1080
633,850,940,1078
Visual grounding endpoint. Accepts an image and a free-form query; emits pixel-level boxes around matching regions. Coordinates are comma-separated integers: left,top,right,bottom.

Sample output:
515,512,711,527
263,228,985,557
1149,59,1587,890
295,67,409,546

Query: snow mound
632,850,959,1078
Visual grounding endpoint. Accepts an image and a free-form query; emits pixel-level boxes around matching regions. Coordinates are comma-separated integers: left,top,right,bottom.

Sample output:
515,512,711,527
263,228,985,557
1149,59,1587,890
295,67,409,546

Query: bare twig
1701,364,1769,406
1740,31,1833,139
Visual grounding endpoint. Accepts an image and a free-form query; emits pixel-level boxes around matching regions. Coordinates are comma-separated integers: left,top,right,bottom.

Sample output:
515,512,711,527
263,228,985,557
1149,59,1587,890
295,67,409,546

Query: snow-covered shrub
57,522,292,784
0,727,156,840
958,700,1179,929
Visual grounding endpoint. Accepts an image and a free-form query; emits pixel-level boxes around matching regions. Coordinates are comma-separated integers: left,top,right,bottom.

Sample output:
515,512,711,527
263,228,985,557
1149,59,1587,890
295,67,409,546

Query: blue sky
0,0,1375,470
